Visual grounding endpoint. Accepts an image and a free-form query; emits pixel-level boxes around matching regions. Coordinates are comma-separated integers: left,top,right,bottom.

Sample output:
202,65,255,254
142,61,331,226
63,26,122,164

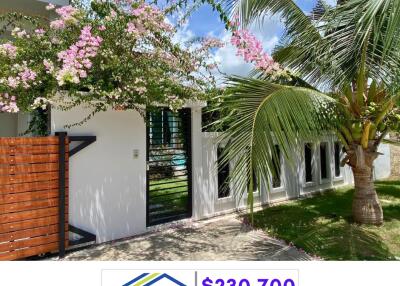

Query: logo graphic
123,273,187,286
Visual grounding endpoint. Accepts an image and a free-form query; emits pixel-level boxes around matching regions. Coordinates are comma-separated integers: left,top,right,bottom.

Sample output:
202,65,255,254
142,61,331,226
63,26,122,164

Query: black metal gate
146,108,192,226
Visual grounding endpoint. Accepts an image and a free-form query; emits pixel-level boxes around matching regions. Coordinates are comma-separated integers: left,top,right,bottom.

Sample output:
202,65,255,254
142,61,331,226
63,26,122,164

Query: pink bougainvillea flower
230,20,288,78
55,5,78,20
45,3,55,10
4,63,37,89
202,37,225,50
0,0,219,116
49,5,80,29
56,25,102,86
43,59,54,73
50,19,65,29
0,43,17,59
131,7,145,17
135,86,147,95
126,22,138,34
110,9,117,18
16,30,28,39
7,77,18,88
0,93,19,113
34,28,46,37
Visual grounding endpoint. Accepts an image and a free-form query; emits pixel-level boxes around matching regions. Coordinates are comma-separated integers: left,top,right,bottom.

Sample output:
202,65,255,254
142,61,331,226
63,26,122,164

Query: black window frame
319,142,329,180
272,145,282,188
305,143,314,183
334,141,342,177
217,146,230,199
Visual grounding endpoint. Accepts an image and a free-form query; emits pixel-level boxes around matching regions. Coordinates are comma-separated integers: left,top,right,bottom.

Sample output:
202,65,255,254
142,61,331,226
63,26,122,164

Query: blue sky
180,0,336,76
188,0,320,37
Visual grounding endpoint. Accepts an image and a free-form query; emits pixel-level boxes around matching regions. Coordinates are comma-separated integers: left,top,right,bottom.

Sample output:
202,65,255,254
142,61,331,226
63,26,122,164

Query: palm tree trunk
351,165,383,225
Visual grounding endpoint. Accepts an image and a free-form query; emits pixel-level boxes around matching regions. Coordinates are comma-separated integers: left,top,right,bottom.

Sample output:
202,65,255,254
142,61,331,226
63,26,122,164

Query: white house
0,0,392,245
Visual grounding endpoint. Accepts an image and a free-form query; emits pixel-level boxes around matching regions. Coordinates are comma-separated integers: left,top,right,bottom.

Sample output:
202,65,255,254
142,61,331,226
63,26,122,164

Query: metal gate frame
56,133,97,257
146,108,193,226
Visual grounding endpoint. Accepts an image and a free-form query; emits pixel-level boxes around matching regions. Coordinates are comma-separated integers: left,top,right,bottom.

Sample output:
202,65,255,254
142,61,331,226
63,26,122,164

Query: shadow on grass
376,181,400,199
376,181,400,221
252,184,398,260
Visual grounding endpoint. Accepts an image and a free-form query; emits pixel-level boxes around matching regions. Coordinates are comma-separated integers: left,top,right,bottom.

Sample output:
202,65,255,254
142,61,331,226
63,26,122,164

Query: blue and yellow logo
123,273,187,286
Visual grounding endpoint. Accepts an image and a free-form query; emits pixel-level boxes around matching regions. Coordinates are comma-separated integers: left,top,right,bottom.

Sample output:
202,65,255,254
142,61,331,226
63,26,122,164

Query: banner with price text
101,269,299,286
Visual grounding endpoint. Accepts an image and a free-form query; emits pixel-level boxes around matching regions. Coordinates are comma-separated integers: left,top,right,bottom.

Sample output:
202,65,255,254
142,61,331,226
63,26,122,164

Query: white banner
0,261,398,286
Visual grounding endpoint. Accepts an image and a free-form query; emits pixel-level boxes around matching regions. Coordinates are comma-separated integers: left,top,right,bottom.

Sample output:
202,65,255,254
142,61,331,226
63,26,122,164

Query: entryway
146,108,192,226
52,216,312,261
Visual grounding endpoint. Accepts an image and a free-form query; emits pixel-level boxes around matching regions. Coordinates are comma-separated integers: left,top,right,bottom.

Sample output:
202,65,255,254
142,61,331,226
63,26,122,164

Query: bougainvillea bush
0,0,222,128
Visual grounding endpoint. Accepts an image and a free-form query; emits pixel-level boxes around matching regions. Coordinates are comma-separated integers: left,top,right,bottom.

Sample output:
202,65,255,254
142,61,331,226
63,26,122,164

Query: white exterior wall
0,113,18,137
51,104,392,242
51,106,147,243
0,113,31,137
17,113,31,135
51,103,205,243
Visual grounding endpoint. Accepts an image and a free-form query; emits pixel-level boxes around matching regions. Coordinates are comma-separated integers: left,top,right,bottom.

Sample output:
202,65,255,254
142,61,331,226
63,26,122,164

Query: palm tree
215,0,400,225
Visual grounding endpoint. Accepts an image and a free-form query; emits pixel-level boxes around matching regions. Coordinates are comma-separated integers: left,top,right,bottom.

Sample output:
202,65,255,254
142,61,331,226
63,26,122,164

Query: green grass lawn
148,177,189,213
251,180,400,260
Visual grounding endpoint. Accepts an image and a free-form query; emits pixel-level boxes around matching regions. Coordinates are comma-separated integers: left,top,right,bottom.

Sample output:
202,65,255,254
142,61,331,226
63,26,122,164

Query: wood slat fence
0,135,68,260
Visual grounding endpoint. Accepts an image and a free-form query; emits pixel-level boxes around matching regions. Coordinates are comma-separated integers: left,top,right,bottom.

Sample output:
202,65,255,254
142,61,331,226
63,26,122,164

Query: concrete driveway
58,216,313,261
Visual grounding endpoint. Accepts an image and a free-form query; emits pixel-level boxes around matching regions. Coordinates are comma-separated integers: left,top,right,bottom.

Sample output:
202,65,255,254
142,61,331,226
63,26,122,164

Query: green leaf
215,77,337,215
368,80,378,103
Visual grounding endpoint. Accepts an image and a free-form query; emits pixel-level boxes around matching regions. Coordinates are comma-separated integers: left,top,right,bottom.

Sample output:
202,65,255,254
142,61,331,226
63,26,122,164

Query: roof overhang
0,0,68,18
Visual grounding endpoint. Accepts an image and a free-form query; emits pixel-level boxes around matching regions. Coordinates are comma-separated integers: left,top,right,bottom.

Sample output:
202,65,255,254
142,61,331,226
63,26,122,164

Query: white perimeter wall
374,141,392,179
51,106,147,243
196,132,392,220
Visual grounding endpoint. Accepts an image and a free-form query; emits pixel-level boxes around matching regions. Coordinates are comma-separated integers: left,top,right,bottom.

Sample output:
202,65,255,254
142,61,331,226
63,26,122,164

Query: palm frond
214,77,337,213
309,0,331,21
318,0,400,87
223,0,318,39
272,41,337,91
269,0,400,90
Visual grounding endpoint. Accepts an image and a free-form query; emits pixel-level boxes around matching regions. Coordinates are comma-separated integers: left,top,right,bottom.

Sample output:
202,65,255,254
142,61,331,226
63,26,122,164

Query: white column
186,101,207,219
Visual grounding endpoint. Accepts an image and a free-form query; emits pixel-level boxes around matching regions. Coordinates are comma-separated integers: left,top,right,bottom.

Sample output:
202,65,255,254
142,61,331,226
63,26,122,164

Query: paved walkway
59,216,312,261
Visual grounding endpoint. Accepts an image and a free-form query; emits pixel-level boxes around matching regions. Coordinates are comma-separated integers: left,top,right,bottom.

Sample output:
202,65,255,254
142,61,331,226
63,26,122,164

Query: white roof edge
52,93,207,110
36,0,69,6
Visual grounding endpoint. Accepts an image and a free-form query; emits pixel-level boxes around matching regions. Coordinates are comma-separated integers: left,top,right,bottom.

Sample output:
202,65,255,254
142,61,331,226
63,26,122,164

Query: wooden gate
0,135,68,260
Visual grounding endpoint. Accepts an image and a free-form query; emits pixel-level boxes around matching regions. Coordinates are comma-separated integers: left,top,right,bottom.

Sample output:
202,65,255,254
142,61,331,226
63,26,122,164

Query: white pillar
186,101,206,219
